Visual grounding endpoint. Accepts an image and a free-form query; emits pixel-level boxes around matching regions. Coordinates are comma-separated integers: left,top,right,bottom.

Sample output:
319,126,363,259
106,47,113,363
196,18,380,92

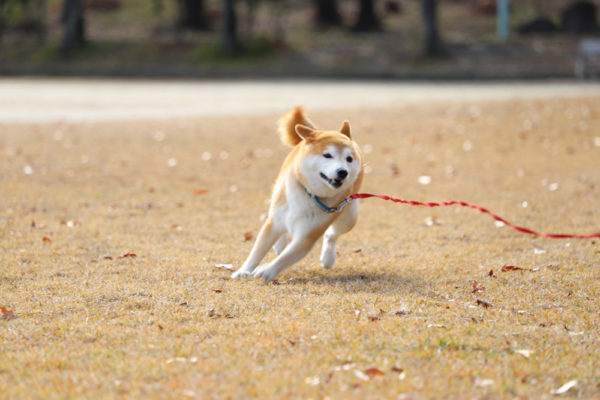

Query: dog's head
294,121,363,198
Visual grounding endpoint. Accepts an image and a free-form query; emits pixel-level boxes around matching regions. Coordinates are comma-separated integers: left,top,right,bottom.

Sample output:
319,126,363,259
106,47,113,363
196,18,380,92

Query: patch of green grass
194,36,281,64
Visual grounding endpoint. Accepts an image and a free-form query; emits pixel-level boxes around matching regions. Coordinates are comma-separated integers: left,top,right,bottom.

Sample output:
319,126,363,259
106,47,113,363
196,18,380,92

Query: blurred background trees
60,0,85,54
178,0,209,30
0,0,598,76
314,0,341,26
421,0,441,56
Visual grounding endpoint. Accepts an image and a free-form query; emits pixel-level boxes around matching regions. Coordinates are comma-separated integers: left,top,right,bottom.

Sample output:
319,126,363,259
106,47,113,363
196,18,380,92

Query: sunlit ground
1,83,599,398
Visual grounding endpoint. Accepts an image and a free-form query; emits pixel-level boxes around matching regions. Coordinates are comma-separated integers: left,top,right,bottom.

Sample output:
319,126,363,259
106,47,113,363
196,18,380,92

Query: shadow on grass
283,269,431,296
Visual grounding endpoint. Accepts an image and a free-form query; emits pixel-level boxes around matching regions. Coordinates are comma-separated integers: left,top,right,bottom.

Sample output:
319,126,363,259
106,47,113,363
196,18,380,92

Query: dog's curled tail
277,106,316,147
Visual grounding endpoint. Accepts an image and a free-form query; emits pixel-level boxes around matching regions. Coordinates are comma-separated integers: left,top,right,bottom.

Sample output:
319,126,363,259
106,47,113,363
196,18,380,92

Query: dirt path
1,78,599,123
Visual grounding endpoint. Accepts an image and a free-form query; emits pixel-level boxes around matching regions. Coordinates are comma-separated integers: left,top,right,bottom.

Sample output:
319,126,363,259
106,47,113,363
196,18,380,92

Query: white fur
232,142,361,282
300,145,358,197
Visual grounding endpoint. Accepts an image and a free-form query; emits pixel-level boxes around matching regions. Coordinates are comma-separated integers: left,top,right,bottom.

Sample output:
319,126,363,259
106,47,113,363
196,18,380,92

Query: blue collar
304,187,352,214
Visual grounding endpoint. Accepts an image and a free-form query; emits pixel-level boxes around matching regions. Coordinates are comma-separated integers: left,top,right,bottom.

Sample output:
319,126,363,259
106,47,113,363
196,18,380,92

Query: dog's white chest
273,183,331,236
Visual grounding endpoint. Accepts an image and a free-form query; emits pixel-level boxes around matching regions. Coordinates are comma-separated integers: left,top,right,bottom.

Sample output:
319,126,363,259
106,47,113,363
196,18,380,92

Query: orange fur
232,106,364,281
277,106,317,147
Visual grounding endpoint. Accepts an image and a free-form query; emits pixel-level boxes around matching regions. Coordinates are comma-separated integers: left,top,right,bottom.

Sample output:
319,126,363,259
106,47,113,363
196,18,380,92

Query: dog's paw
320,246,336,269
231,269,253,279
252,265,278,282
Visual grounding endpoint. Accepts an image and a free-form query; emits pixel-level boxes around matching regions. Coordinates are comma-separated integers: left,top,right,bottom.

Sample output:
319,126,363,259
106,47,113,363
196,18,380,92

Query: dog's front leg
252,236,316,282
232,219,280,278
320,200,358,268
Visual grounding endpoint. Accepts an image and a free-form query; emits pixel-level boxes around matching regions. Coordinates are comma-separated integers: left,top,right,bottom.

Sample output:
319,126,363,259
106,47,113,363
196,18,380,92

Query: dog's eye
346,156,353,163
323,153,333,159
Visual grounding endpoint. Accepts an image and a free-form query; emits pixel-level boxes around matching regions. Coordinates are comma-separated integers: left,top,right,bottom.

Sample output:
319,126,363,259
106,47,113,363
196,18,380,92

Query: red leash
351,193,600,239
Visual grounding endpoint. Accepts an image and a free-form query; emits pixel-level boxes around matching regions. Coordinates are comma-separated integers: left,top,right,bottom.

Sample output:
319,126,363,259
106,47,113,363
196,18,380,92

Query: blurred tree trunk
246,0,257,36
314,0,340,27
421,0,442,56
0,0,6,43
61,0,85,55
353,0,380,31
178,0,209,30
221,0,239,55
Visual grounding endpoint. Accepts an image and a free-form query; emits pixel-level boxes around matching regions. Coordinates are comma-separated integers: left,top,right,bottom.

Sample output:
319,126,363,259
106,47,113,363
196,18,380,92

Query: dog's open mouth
320,172,343,189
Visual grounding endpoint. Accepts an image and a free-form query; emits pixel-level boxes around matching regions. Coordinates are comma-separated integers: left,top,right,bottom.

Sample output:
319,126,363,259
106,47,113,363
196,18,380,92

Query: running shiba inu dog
232,106,364,281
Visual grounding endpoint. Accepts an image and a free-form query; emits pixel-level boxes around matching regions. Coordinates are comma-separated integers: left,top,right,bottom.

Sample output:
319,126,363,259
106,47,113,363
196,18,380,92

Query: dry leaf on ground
476,299,493,308
501,265,525,272
550,380,577,395
1,306,16,319
472,280,486,293
364,367,385,378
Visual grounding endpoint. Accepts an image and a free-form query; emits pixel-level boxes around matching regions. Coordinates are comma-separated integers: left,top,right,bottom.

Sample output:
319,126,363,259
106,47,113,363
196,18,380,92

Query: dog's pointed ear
339,120,351,138
295,124,316,141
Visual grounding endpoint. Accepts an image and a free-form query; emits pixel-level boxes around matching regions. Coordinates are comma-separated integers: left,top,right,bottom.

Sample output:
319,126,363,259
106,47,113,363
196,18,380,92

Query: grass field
1,94,600,399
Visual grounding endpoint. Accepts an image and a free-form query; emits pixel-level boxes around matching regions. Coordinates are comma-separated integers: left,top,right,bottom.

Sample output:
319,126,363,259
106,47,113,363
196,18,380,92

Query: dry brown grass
1,96,600,399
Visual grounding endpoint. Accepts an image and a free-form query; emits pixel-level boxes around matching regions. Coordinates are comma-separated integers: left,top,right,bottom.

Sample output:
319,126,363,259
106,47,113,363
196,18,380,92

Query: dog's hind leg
252,236,317,282
272,234,288,255
232,218,280,278
320,200,359,268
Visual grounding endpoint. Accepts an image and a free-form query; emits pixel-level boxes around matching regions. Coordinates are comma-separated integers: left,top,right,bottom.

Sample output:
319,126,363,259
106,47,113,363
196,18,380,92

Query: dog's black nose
336,169,348,179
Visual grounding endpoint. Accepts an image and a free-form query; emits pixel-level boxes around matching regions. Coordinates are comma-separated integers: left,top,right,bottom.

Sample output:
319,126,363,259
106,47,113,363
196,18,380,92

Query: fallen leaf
424,216,440,227
179,302,189,306
122,253,137,258
1,306,16,319
472,280,486,293
61,220,78,228
391,366,404,373
364,367,385,378
418,175,432,185
212,289,223,293
476,299,493,308
354,370,370,381
474,378,494,387
214,264,233,270
488,269,494,277
243,231,253,241
368,315,381,322
550,380,577,395
515,349,533,358
305,376,320,386
333,363,356,372
103,256,113,260
427,323,447,329
193,189,208,195
166,357,187,364
501,265,525,272
42,236,52,243
286,338,300,346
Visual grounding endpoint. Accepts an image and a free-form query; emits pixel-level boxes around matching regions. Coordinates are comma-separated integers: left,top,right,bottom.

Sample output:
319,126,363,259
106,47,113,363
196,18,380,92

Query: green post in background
497,0,509,41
